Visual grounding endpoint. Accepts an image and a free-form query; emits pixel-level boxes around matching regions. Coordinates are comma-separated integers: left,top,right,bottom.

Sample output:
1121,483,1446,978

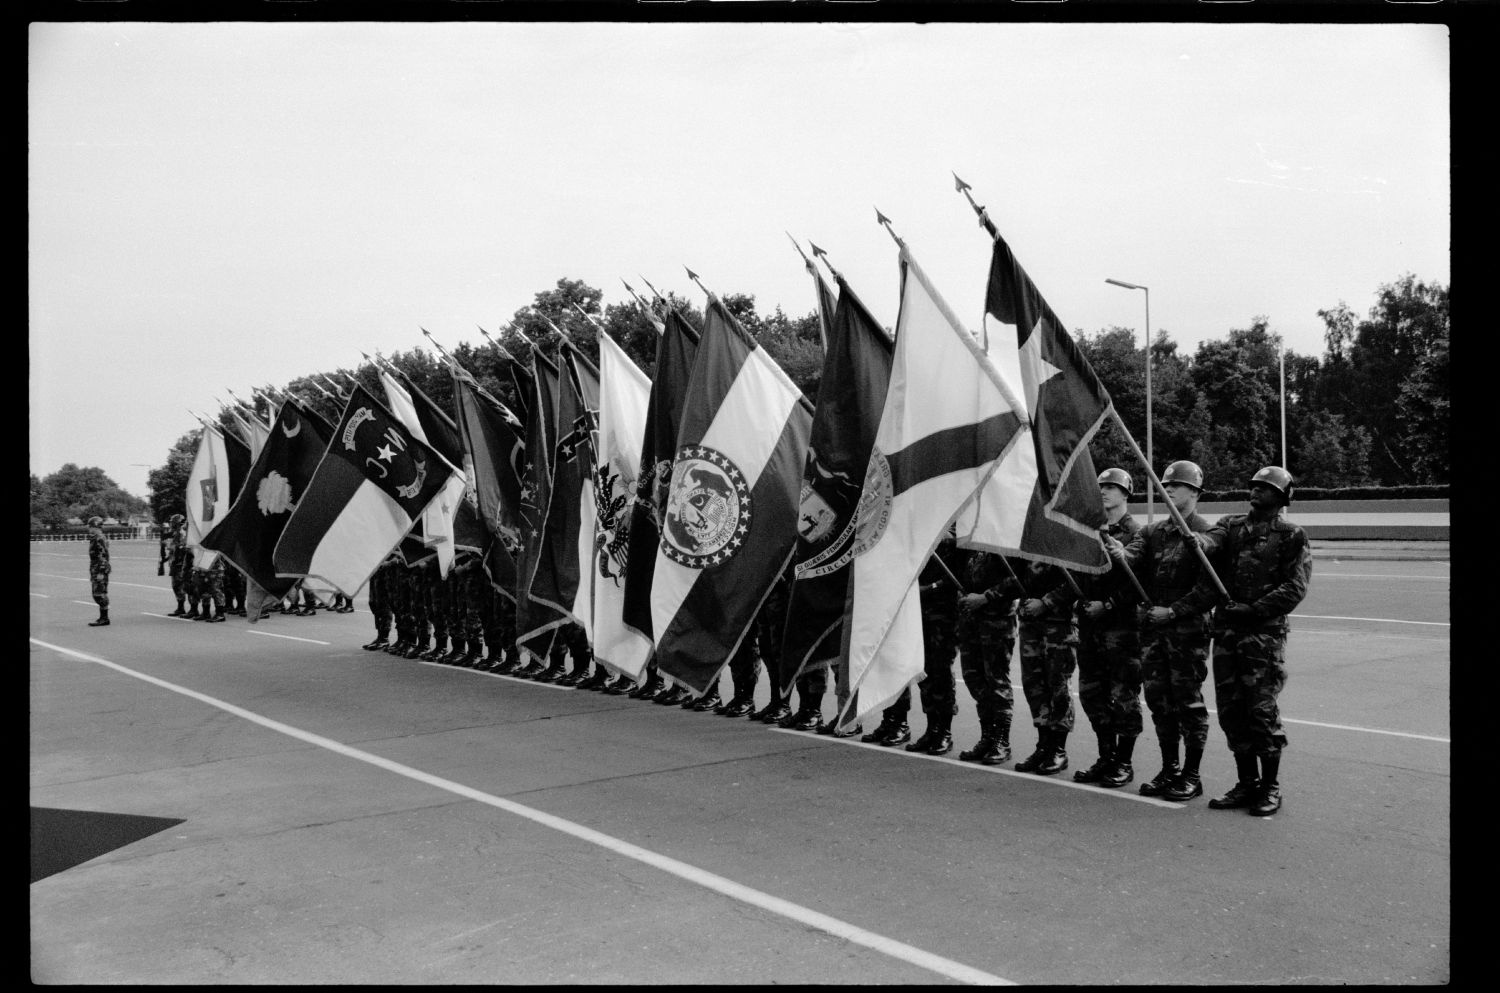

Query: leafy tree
1289,409,1372,488
147,432,200,524
33,464,147,527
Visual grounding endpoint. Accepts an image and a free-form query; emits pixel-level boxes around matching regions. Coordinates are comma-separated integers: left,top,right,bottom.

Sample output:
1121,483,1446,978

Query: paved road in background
31,543,1449,984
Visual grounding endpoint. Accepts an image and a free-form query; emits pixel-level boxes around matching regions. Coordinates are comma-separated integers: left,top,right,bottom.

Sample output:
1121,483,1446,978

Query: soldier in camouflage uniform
443,552,487,667
1187,466,1312,817
406,559,440,659
1105,460,1215,801
162,514,191,616
422,562,457,662
1015,561,1080,775
86,517,111,626
955,550,1024,765
224,565,246,616
195,555,228,622
363,552,400,650
1073,468,1146,788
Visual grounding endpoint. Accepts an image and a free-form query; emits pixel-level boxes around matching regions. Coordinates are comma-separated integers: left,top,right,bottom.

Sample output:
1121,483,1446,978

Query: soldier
224,565,246,616
901,532,963,755
1073,468,1146,788
554,623,593,685
163,514,191,616
198,555,228,622
85,517,111,626
1015,561,1080,775
955,550,1023,765
363,552,400,650
1104,460,1215,802
1189,466,1312,817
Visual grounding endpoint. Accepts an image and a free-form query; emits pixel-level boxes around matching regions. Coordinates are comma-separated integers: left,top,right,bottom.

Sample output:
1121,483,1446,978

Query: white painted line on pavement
1317,573,1447,580
28,637,1011,987
70,600,96,607
35,572,169,591
30,592,48,598
770,727,1183,809
1298,614,1448,627
245,629,331,646
1278,718,1448,744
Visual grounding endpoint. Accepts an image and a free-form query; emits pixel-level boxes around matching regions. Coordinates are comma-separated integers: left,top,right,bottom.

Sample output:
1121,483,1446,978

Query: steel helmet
87,516,104,527
1161,460,1204,491
169,513,185,525
1097,467,1133,496
1249,465,1294,505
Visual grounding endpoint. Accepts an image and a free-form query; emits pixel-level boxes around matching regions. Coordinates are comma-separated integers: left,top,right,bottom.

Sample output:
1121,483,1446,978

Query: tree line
29,271,1447,530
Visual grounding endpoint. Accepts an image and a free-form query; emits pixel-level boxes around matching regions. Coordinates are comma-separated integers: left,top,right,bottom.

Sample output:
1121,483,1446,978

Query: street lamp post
1105,278,1152,523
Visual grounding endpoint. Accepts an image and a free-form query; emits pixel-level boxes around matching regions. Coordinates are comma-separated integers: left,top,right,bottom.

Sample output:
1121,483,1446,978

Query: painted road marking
770,728,1183,808
246,630,331,646
28,638,1011,986
1317,573,1447,581
30,592,49,598
1299,614,1448,627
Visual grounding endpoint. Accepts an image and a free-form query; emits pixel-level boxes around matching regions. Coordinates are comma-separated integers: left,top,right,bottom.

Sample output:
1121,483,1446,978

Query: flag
452,366,525,597
840,244,1029,725
590,330,652,679
184,426,240,570
650,296,813,695
379,369,468,577
272,384,458,595
983,224,1111,536
201,401,334,599
620,309,700,650
514,353,567,643
560,344,602,640
778,274,894,693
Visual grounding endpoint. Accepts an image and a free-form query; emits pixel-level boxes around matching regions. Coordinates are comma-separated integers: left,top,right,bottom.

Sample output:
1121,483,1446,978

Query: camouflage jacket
1080,513,1143,610
1181,511,1313,629
87,529,110,574
1119,511,1213,616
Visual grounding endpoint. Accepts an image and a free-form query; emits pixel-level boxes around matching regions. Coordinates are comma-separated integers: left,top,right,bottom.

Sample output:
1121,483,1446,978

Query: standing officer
1189,467,1312,817
163,514,190,616
85,517,111,627
1073,468,1145,788
1104,460,1215,802
955,550,1023,765
1015,561,1080,775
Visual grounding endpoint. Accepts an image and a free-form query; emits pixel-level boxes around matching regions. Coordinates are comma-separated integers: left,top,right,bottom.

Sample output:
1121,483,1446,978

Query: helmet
1161,460,1204,491
1249,465,1294,505
1097,467,1133,496
87,516,104,527
169,513,185,525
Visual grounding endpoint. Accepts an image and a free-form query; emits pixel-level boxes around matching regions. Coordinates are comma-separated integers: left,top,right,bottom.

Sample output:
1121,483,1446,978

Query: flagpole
788,233,830,353
1106,408,1228,599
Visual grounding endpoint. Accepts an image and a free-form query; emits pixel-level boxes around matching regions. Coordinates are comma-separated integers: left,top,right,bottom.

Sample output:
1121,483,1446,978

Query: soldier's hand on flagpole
1020,597,1044,619
960,592,987,614
1145,605,1175,626
1082,599,1106,620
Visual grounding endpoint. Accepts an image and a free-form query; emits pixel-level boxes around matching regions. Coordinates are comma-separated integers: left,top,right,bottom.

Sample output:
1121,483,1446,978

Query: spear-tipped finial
571,300,606,333
786,231,813,267
685,266,714,300
875,206,904,248
420,327,454,360
953,170,971,193
807,240,843,281
951,171,994,234
639,275,664,302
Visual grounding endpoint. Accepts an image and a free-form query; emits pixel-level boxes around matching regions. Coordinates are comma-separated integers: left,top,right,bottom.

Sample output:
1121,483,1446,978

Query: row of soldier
354,460,1311,819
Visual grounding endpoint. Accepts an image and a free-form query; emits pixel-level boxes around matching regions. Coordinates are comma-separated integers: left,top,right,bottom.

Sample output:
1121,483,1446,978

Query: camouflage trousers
448,570,487,644
486,590,515,659
957,605,1016,721
1140,618,1211,749
1018,617,1077,731
89,568,110,608
194,567,225,610
1076,619,1144,738
426,574,452,641
403,571,429,641
886,604,958,718
170,558,190,601
1211,627,1290,757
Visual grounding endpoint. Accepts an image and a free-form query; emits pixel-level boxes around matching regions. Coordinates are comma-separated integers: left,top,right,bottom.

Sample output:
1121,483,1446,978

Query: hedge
1197,484,1449,503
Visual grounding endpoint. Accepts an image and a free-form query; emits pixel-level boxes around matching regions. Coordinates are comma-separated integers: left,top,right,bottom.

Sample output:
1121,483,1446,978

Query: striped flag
650,296,813,695
272,385,458,595
840,243,1029,725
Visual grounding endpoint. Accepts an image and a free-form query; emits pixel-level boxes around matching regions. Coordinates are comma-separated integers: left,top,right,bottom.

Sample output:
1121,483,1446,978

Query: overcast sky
29,21,1449,500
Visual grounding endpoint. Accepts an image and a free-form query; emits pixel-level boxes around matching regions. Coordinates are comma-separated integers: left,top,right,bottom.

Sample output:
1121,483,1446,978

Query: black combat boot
1032,728,1069,776
718,691,756,717
690,683,722,711
208,606,227,623
189,601,206,620
752,699,792,724
1098,734,1137,788
861,714,899,744
651,683,686,705
791,705,826,733
600,673,631,694
443,639,469,665
169,599,187,617
402,637,430,660
1073,732,1115,783
362,632,390,651
493,650,525,676
959,713,998,763
88,608,110,627
1013,728,1049,772
1210,753,1261,809
628,671,663,699
984,713,1012,765
1249,754,1282,817
906,713,953,755
1163,745,1204,801
575,664,608,690
1140,739,1181,797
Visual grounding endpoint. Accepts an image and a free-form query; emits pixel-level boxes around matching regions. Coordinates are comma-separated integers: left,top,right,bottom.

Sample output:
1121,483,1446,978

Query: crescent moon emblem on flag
282,417,301,438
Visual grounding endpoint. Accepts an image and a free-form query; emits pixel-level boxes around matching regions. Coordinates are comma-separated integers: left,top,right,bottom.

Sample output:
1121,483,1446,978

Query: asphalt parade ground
30,541,1450,984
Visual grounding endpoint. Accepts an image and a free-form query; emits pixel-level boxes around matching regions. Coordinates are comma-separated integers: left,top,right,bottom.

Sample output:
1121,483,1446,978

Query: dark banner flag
201,401,333,599
452,366,525,594
778,276,895,692
525,346,597,631
222,427,252,503
649,297,813,695
620,309,700,652
515,352,566,644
